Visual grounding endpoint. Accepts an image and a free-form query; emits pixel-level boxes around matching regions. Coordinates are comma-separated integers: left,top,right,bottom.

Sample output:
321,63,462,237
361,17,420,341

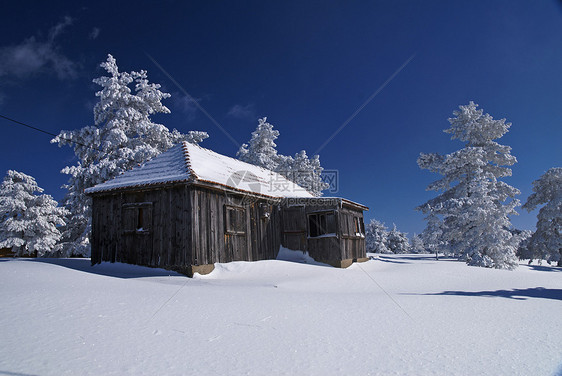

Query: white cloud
0,16,77,80
89,27,100,40
226,103,256,120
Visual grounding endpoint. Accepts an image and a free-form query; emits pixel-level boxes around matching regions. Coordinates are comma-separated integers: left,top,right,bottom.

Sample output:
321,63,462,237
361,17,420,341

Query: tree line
0,56,560,269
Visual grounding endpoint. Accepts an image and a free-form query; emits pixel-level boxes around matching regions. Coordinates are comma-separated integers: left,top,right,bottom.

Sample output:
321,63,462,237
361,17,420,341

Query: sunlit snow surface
0,254,561,376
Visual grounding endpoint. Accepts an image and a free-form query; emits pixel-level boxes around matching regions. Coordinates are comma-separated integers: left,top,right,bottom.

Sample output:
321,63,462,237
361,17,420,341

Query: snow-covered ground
1,253,560,376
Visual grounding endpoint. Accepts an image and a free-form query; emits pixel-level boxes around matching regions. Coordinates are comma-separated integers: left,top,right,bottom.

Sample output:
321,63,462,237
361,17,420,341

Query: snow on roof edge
85,142,314,199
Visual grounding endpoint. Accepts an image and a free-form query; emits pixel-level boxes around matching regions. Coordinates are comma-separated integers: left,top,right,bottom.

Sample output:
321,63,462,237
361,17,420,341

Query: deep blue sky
0,1,561,237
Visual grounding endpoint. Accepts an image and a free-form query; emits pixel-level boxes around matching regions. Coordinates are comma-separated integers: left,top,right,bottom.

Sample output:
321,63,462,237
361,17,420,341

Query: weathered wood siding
190,186,281,265
280,204,366,264
91,183,365,272
280,206,307,251
338,207,366,261
91,185,192,270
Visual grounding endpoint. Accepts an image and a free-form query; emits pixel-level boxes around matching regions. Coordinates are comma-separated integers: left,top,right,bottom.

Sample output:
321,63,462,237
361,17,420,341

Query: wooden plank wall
339,207,367,261
91,185,192,270
280,206,307,251
90,183,365,271
279,204,367,264
190,186,281,266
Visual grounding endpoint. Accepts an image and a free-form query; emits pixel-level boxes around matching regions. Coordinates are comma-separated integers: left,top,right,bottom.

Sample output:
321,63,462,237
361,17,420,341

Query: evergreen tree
365,219,390,253
420,211,449,259
417,102,520,269
281,150,328,197
52,54,208,256
237,117,280,171
237,117,328,196
522,167,562,266
0,170,68,256
411,233,427,254
386,224,410,254
512,229,533,261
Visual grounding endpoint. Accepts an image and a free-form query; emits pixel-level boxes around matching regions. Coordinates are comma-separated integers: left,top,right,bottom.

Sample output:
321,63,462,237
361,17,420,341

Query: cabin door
122,202,154,266
281,206,307,251
224,205,249,262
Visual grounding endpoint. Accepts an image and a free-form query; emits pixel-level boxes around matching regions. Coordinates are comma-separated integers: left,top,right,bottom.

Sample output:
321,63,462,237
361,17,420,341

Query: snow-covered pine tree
420,211,448,259
522,167,562,266
52,54,208,257
365,219,391,253
512,229,533,261
411,233,427,254
282,150,329,197
237,117,329,196
237,117,280,171
386,224,410,254
0,170,68,256
416,102,520,269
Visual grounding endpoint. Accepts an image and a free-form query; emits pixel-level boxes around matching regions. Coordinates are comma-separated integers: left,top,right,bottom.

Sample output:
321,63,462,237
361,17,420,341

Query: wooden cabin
86,142,368,276
281,197,368,268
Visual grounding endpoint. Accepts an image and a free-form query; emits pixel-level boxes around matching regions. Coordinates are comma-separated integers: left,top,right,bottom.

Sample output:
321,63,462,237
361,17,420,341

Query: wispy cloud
0,16,77,81
89,27,100,40
226,103,257,120
171,92,200,120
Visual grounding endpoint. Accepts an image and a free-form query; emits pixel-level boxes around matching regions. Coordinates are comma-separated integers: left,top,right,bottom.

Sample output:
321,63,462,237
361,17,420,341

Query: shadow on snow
375,254,457,264
22,258,183,279
524,264,562,273
424,287,562,301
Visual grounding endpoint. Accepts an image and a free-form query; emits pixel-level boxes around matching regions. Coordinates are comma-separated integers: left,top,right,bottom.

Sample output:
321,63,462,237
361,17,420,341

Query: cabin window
359,217,365,235
225,205,246,235
122,202,152,233
341,213,364,237
308,211,336,238
353,216,365,237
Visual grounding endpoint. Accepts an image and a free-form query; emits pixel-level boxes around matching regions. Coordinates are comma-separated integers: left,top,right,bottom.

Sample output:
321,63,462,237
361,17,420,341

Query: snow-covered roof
85,142,313,198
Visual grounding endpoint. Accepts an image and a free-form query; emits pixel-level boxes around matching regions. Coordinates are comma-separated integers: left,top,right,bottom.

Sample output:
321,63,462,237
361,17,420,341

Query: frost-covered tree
237,117,280,171
0,171,68,256
52,54,208,256
512,229,533,261
237,117,329,196
280,150,328,197
365,219,390,253
417,102,520,269
522,168,562,266
411,233,427,254
386,224,410,254
420,211,449,259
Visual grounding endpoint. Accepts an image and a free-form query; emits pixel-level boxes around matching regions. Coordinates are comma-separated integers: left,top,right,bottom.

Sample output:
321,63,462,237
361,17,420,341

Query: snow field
0,254,560,376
